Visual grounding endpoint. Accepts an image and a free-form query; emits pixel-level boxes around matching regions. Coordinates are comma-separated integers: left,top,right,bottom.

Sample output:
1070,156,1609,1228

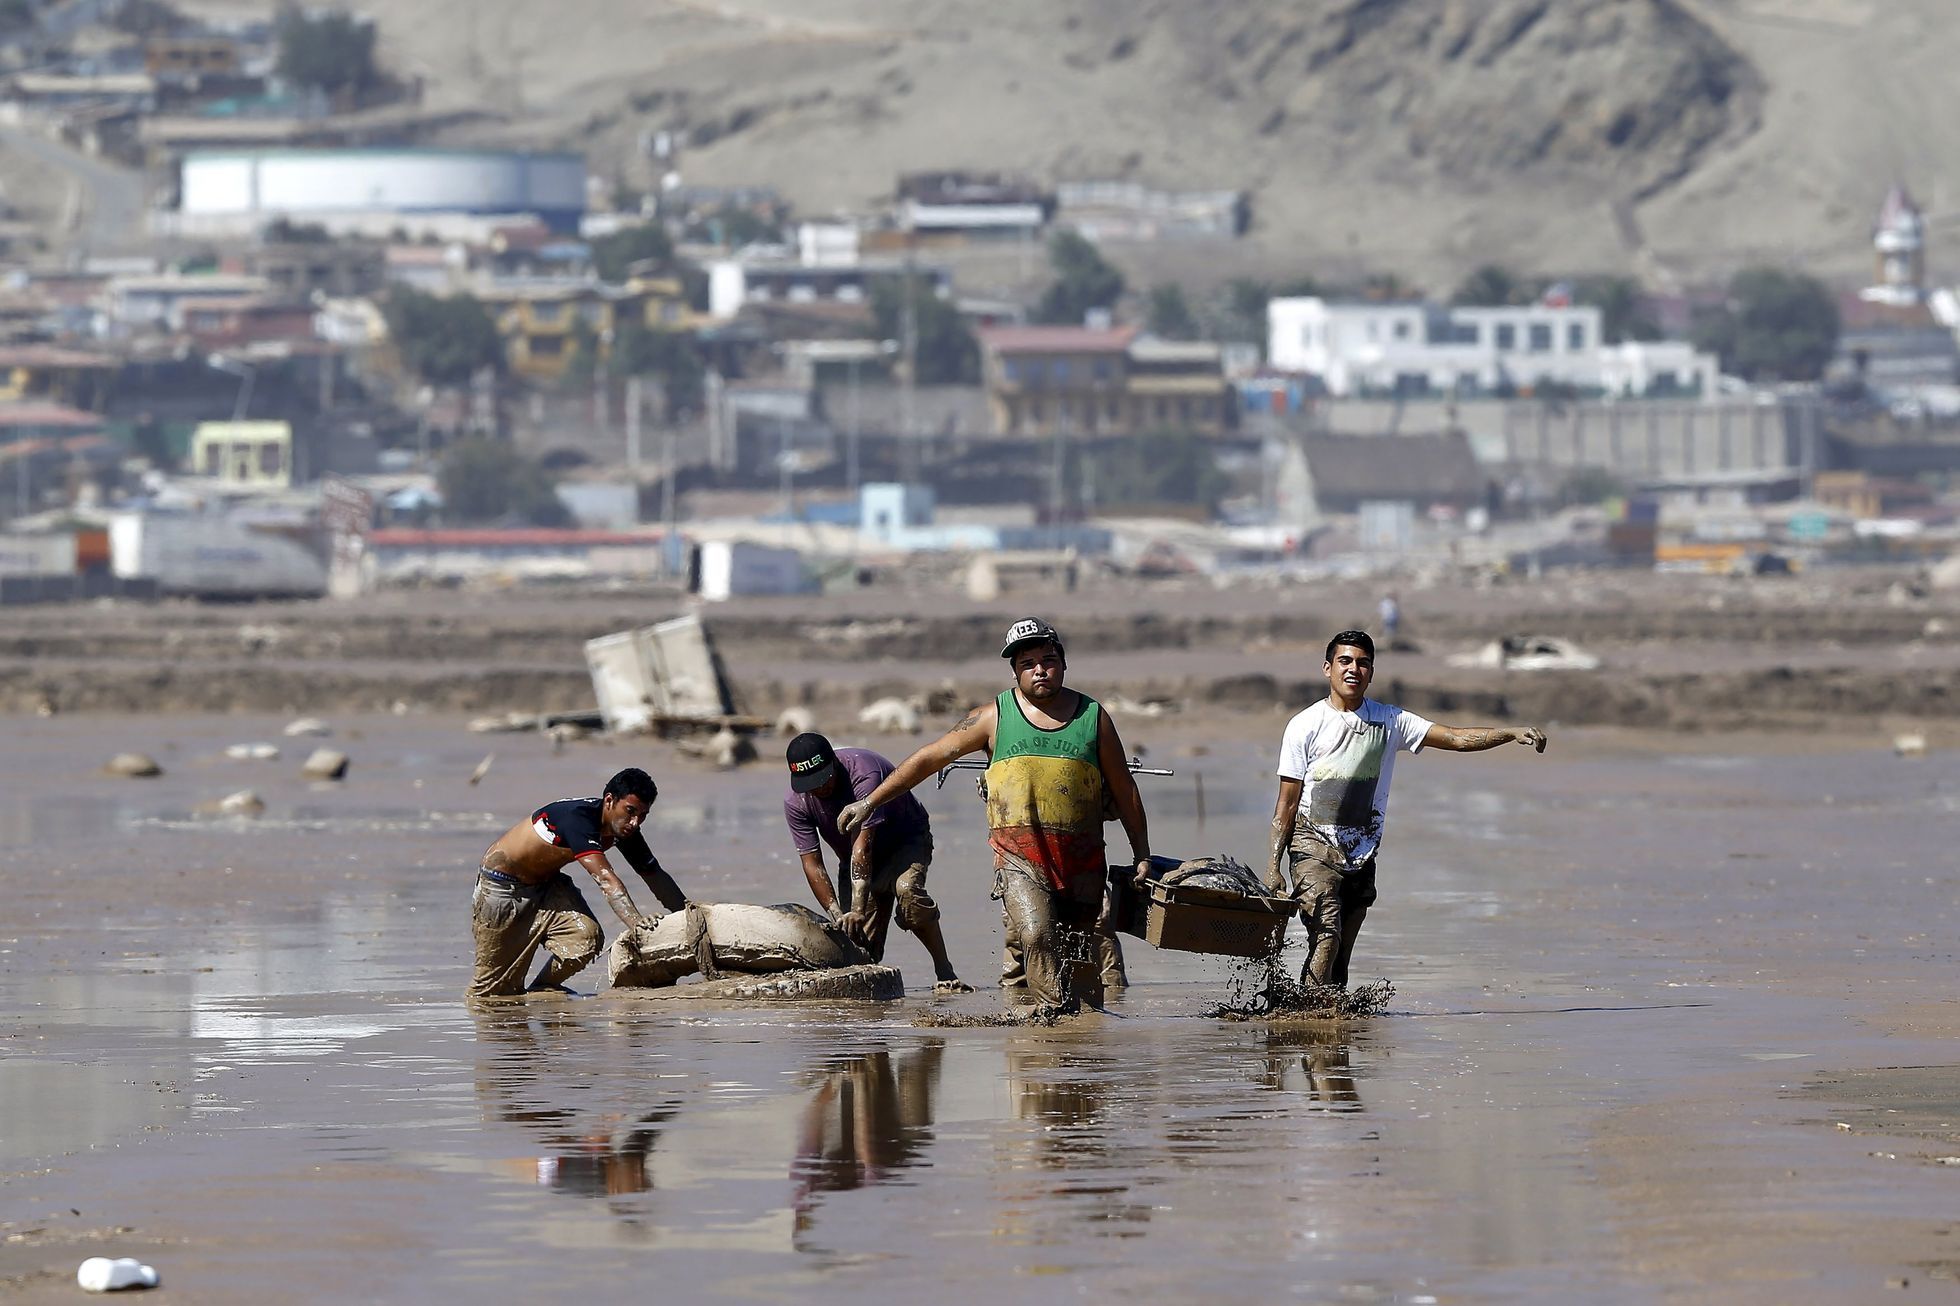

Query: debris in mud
911,1005,1071,1028
76,1255,158,1292
1894,732,1928,757
1448,634,1601,672
300,748,349,780
193,789,264,818
102,752,161,778
1206,955,1394,1019
283,717,332,738
775,706,816,737
859,696,924,734
467,754,494,786
222,742,279,761
608,902,872,988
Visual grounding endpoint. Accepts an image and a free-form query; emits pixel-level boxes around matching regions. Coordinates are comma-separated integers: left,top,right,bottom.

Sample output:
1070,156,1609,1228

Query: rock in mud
300,748,349,780
103,752,162,778
195,789,265,817
608,902,873,988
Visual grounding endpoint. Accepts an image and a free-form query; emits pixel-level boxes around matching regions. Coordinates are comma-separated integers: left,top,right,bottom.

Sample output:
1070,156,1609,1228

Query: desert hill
180,0,1960,293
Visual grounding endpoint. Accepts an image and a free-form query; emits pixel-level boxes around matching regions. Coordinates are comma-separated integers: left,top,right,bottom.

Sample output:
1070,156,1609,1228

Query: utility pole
846,354,861,502
625,375,642,471
661,418,678,578
900,236,918,484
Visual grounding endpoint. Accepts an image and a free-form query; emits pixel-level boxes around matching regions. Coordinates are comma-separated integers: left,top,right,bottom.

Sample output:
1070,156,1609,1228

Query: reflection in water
791,1041,943,1243
472,1008,677,1206
1259,1024,1366,1109
999,1033,1154,1239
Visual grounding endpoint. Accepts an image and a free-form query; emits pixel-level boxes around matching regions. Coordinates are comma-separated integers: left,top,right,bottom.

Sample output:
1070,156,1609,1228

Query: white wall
180,150,586,218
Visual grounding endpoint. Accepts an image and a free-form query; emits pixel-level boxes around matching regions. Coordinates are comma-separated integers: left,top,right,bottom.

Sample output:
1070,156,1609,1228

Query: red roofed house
977,324,1235,438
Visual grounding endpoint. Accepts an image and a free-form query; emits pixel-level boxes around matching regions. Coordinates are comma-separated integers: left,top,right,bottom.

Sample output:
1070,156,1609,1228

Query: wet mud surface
3,704,1958,1303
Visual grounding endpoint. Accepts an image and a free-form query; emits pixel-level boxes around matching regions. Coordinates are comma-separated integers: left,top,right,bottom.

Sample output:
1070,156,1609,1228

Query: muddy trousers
1000,915,1127,991
469,870,604,999
995,864,1105,1008
1287,835,1378,990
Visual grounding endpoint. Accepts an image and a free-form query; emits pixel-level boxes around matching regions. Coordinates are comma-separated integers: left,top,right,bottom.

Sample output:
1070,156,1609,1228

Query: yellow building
190,420,293,488
480,277,697,383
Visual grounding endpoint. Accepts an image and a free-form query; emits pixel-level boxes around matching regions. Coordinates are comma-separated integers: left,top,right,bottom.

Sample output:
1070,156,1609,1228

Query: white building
706,254,951,320
165,148,587,240
1267,297,1719,400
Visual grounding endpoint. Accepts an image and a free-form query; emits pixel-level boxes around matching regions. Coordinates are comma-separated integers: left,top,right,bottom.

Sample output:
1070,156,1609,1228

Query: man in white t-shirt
1268,629,1548,988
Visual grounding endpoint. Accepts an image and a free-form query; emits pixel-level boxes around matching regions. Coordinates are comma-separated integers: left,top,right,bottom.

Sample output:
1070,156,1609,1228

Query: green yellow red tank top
985,688,1105,890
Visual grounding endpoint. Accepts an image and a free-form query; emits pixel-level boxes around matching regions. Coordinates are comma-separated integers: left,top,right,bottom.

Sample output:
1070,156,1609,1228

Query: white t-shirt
1276,697,1434,861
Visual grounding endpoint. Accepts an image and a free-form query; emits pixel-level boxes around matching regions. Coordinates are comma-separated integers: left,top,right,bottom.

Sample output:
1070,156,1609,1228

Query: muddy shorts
841,830,938,931
469,868,603,999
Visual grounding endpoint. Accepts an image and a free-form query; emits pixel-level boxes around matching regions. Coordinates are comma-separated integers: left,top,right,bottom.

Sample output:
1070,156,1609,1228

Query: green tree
1452,263,1532,307
1571,275,1661,343
383,287,503,387
684,203,784,248
609,323,706,417
591,223,675,283
437,438,570,526
871,278,979,384
1145,283,1198,340
1035,230,1125,325
1691,267,1840,382
274,4,378,95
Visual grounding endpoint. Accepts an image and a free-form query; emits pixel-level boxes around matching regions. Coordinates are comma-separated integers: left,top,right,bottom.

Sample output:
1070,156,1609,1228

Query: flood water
2,714,1957,1303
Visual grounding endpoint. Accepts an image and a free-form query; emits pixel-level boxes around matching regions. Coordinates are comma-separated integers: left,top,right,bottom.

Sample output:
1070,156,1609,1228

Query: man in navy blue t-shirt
471,767,689,998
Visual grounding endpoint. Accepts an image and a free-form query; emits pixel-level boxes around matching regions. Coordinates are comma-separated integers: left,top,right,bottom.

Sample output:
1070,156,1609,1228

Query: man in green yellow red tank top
839,617,1153,1013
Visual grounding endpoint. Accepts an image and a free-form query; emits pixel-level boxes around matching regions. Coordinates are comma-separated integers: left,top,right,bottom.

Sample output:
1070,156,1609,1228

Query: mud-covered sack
1142,854,1268,899
607,902,873,988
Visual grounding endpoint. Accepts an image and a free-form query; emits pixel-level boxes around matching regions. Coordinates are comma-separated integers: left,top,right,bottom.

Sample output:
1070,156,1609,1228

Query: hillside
175,0,1960,293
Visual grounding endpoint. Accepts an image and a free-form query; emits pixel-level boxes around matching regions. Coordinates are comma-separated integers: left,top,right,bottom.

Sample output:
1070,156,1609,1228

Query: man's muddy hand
1515,726,1548,753
837,799,874,835
1131,857,1153,887
835,908,870,945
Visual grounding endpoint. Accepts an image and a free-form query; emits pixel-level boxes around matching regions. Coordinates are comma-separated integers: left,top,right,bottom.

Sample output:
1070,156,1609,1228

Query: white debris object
76,1257,158,1291
1447,634,1602,672
858,696,923,734
103,753,162,778
1894,733,1928,757
775,706,816,737
283,717,332,738
301,748,349,780
223,742,279,761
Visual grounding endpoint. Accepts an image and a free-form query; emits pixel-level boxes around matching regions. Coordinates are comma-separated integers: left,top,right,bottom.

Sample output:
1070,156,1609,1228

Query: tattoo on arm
951,707,981,732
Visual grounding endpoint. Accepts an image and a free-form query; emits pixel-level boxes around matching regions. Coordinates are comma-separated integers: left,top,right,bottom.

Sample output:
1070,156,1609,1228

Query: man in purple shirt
784,732,971,993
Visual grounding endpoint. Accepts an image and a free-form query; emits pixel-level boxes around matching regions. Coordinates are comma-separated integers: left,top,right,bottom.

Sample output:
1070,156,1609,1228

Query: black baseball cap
786,732,839,793
1000,616,1063,659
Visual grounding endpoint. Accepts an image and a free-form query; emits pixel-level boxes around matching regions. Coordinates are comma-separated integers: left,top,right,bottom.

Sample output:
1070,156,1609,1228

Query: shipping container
0,533,78,577
109,512,326,598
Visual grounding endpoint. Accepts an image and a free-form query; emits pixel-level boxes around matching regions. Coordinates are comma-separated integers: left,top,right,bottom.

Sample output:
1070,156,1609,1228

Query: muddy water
3,714,1957,1303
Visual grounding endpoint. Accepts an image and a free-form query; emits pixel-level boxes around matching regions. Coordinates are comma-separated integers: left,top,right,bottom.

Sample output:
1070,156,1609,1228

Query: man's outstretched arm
838,702,997,834
1422,724,1548,753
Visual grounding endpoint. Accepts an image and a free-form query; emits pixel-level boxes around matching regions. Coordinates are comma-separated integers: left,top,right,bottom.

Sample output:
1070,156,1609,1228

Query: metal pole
778,415,792,522
661,420,677,577
625,375,642,471
847,356,862,500
900,243,918,483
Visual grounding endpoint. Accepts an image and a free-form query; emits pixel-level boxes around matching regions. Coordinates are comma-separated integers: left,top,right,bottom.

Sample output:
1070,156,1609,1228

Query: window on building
530,302,565,325
1568,322,1587,351
1092,359,1112,382
579,302,606,327
203,444,222,475
1053,359,1072,383
1393,319,1411,340
530,335,565,358
258,442,283,476
1105,398,1120,421
1003,359,1022,384
1529,323,1553,353
1495,323,1516,351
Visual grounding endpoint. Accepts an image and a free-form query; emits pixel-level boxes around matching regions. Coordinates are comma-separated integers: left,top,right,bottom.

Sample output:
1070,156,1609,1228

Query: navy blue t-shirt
532,797,659,875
